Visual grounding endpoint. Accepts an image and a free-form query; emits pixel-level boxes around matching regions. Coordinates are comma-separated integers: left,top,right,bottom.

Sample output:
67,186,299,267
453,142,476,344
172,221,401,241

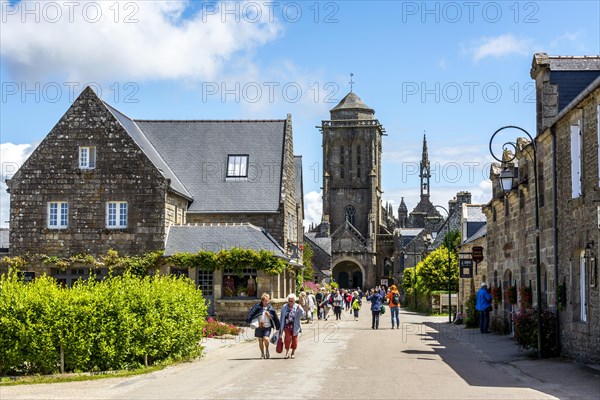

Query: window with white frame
570,121,582,198
226,155,248,178
106,202,127,228
79,146,96,169
48,202,68,229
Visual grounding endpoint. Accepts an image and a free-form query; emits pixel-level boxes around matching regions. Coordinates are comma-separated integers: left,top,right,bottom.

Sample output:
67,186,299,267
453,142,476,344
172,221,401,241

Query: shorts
254,327,272,338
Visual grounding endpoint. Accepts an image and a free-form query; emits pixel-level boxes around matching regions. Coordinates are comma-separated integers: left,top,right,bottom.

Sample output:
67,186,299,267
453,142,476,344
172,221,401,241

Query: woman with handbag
279,293,305,359
246,293,280,359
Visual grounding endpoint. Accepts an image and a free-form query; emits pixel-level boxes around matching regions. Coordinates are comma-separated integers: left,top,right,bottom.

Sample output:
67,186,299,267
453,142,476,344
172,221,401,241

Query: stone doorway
333,259,363,289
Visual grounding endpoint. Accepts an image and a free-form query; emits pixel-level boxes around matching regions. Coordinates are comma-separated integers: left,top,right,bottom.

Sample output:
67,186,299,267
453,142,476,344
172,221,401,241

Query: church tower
320,91,385,289
408,134,440,228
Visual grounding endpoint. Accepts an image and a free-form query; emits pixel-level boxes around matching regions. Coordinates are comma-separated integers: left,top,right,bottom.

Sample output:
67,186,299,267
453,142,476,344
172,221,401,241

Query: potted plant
507,285,518,305
519,285,533,308
492,286,502,307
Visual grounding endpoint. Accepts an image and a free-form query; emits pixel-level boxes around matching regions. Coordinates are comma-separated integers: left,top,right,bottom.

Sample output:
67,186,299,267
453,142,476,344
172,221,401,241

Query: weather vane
349,73,354,92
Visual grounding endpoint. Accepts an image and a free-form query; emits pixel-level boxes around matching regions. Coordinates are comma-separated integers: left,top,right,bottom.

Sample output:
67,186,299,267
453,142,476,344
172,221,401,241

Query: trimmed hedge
0,269,207,375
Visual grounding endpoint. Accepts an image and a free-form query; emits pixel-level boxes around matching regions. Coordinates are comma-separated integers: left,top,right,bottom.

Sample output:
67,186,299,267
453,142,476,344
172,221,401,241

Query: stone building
485,53,600,362
313,92,396,289
6,86,304,317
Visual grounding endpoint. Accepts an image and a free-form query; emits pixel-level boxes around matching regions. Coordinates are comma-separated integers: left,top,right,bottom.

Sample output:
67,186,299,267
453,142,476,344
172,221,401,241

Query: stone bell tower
320,91,385,289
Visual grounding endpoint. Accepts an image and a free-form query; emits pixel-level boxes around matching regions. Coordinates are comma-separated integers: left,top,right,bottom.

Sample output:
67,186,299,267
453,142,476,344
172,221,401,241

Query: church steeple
420,133,431,198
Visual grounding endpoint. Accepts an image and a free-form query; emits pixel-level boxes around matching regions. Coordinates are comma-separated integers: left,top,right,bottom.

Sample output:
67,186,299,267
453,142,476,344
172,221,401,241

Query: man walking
476,282,492,334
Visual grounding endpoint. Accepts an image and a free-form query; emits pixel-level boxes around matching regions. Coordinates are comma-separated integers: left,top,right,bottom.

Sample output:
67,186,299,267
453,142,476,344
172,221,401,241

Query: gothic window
357,167,361,178
345,205,356,226
340,146,344,165
357,146,361,165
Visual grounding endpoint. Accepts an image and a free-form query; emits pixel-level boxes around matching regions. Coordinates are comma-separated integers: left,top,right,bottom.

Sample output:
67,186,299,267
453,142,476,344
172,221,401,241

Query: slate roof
464,224,487,245
103,95,287,213
331,92,374,112
103,102,192,200
164,223,286,257
304,232,332,256
135,120,285,213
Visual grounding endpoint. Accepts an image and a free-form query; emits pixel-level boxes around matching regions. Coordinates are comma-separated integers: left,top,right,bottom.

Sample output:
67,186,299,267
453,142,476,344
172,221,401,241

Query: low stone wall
215,298,287,323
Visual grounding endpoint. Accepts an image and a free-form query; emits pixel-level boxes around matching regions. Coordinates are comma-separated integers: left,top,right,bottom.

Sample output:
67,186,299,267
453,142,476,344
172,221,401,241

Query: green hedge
0,269,207,375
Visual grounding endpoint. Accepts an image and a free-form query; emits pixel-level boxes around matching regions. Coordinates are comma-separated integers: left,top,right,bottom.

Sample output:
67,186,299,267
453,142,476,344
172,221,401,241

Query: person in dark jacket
475,282,492,334
246,293,280,359
367,288,384,329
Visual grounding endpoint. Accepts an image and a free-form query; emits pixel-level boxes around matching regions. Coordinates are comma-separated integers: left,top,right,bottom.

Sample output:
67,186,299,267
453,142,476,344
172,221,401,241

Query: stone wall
165,192,188,227
553,87,600,363
6,87,168,257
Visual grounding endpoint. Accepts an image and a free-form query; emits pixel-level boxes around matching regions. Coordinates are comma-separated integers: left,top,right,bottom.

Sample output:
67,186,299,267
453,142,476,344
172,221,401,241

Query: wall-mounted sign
472,246,484,263
459,259,473,278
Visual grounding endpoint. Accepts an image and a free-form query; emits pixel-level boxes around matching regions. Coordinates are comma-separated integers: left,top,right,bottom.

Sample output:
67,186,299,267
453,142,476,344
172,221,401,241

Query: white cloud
469,34,534,62
0,1,281,82
1,142,36,228
304,190,322,230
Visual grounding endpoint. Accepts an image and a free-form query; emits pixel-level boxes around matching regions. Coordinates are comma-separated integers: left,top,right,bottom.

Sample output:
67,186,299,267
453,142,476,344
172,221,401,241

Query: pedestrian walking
306,290,316,323
315,288,325,320
367,288,384,329
246,293,281,359
279,293,305,359
333,289,344,320
476,282,492,334
351,290,361,321
386,284,401,329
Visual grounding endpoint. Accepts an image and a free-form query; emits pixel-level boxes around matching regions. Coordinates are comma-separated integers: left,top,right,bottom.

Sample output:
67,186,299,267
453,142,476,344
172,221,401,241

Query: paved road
1,308,595,399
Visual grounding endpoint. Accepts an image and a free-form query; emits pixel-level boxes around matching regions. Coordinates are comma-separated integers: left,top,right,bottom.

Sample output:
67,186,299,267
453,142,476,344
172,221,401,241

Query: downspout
551,125,561,354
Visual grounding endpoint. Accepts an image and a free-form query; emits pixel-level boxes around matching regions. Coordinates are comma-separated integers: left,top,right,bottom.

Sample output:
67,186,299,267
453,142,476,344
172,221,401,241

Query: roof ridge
134,119,287,123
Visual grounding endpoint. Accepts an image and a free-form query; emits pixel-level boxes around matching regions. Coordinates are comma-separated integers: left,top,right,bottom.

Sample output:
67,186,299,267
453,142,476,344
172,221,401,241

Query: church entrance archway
338,272,349,288
332,258,364,289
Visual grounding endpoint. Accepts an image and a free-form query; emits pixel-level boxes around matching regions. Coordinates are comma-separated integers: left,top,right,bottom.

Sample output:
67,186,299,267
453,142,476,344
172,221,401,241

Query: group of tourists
245,284,406,359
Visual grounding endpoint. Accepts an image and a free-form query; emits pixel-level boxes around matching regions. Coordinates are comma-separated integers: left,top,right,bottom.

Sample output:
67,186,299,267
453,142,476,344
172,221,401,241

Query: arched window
340,146,345,165
345,205,356,226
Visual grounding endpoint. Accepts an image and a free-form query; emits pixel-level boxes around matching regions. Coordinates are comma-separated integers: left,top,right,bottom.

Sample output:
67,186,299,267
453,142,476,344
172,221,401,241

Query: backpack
392,292,400,305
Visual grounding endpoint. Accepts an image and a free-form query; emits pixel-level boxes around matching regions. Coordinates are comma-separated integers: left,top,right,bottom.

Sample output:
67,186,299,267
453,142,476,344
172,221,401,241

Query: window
571,122,582,198
340,146,344,165
357,145,361,165
79,146,96,169
48,202,68,229
223,268,257,298
579,251,587,322
106,202,127,228
597,104,600,187
345,205,356,226
226,155,248,178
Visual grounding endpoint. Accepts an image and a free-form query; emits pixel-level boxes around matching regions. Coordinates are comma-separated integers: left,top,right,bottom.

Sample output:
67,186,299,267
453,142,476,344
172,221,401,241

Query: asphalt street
1,308,598,399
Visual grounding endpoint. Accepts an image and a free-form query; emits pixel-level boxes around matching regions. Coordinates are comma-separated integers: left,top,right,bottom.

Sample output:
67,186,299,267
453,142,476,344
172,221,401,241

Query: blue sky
1,0,599,227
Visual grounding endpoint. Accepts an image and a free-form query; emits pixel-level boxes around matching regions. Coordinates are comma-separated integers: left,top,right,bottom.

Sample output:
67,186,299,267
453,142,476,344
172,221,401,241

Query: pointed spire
349,73,355,92
422,132,428,161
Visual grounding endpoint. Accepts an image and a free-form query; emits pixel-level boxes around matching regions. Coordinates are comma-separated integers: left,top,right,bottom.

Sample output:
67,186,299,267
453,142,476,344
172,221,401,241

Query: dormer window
227,155,248,178
79,146,96,169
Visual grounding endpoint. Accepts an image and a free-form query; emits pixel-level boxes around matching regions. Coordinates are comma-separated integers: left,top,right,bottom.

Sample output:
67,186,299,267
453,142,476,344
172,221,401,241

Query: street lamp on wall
489,125,543,359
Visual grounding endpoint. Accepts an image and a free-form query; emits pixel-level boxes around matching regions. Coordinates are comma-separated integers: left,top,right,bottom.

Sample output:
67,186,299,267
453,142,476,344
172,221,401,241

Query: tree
416,246,458,292
301,242,315,283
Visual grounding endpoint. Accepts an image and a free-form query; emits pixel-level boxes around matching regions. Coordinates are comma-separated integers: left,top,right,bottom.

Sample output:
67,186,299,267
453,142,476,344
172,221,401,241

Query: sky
1,0,599,229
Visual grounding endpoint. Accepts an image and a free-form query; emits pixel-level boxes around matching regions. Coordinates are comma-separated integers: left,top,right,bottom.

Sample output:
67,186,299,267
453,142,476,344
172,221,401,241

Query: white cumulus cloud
0,0,281,82
304,190,322,230
469,33,535,62
1,142,37,228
